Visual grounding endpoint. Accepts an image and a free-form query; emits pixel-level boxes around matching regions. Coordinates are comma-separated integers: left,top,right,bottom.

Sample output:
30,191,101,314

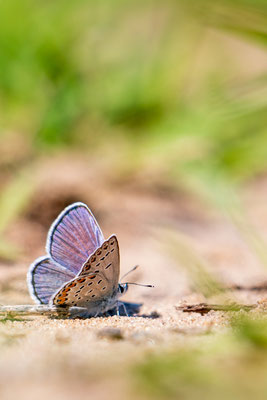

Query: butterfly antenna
120,265,139,281
124,282,154,288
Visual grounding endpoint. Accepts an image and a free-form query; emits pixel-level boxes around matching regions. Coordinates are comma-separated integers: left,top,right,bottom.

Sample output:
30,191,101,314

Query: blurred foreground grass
134,313,267,400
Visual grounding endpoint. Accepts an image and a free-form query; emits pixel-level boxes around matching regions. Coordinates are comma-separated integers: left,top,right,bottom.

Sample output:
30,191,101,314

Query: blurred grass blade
232,313,267,349
162,229,223,297
190,176,267,270
0,240,20,262
0,170,34,233
0,169,35,260
184,0,267,47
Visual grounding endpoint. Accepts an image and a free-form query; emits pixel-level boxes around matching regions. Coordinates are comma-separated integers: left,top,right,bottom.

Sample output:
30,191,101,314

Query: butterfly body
27,202,128,317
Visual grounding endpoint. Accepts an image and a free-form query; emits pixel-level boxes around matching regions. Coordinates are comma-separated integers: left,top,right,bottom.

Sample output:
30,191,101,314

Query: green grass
134,314,267,400
0,0,267,188
0,0,266,263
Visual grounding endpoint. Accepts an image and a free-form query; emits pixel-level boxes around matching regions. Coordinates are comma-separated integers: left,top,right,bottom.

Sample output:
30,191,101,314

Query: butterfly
27,202,131,317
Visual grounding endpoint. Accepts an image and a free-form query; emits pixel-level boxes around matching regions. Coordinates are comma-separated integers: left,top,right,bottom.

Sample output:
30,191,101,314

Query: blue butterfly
27,202,129,317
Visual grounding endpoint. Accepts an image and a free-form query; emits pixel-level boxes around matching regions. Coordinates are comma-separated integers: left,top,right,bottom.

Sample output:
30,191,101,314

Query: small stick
0,305,87,318
176,302,257,315
227,283,267,292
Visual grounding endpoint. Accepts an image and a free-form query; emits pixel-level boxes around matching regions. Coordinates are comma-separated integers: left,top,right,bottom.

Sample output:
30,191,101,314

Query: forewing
46,202,104,275
27,256,75,304
79,235,120,287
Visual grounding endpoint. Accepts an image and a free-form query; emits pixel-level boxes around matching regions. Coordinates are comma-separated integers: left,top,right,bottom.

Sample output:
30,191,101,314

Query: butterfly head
118,281,154,298
118,265,154,298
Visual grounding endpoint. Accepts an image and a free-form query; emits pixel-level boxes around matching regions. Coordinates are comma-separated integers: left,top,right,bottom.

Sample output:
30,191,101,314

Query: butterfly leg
116,303,120,316
122,302,129,317
118,301,128,317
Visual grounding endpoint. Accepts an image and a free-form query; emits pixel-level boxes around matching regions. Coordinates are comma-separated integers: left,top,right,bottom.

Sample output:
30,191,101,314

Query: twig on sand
176,303,257,315
228,283,267,292
0,305,87,318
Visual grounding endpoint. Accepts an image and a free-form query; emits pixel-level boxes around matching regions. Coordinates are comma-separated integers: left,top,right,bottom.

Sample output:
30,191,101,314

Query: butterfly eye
118,283,128,294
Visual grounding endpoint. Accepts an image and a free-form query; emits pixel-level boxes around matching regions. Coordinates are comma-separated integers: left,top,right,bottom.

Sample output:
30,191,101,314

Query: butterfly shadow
51,302,160,319
62,301,161,319
107,302,161,319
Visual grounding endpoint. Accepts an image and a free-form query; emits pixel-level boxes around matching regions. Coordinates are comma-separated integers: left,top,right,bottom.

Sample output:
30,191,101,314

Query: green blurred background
1,0,267,189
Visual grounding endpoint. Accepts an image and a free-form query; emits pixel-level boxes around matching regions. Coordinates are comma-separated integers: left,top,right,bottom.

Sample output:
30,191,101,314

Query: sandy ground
1,158,267,400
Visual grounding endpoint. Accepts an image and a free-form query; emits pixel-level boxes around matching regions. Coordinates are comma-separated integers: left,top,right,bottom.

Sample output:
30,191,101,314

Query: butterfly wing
52,273,111,308
27,256,75,304
51,235,120,314
47,202,104,275
79,235,120,285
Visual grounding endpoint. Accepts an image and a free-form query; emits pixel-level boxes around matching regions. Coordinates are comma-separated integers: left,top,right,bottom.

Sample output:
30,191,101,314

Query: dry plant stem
0,305,87,318
228,283,267,291
176,303,257,315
